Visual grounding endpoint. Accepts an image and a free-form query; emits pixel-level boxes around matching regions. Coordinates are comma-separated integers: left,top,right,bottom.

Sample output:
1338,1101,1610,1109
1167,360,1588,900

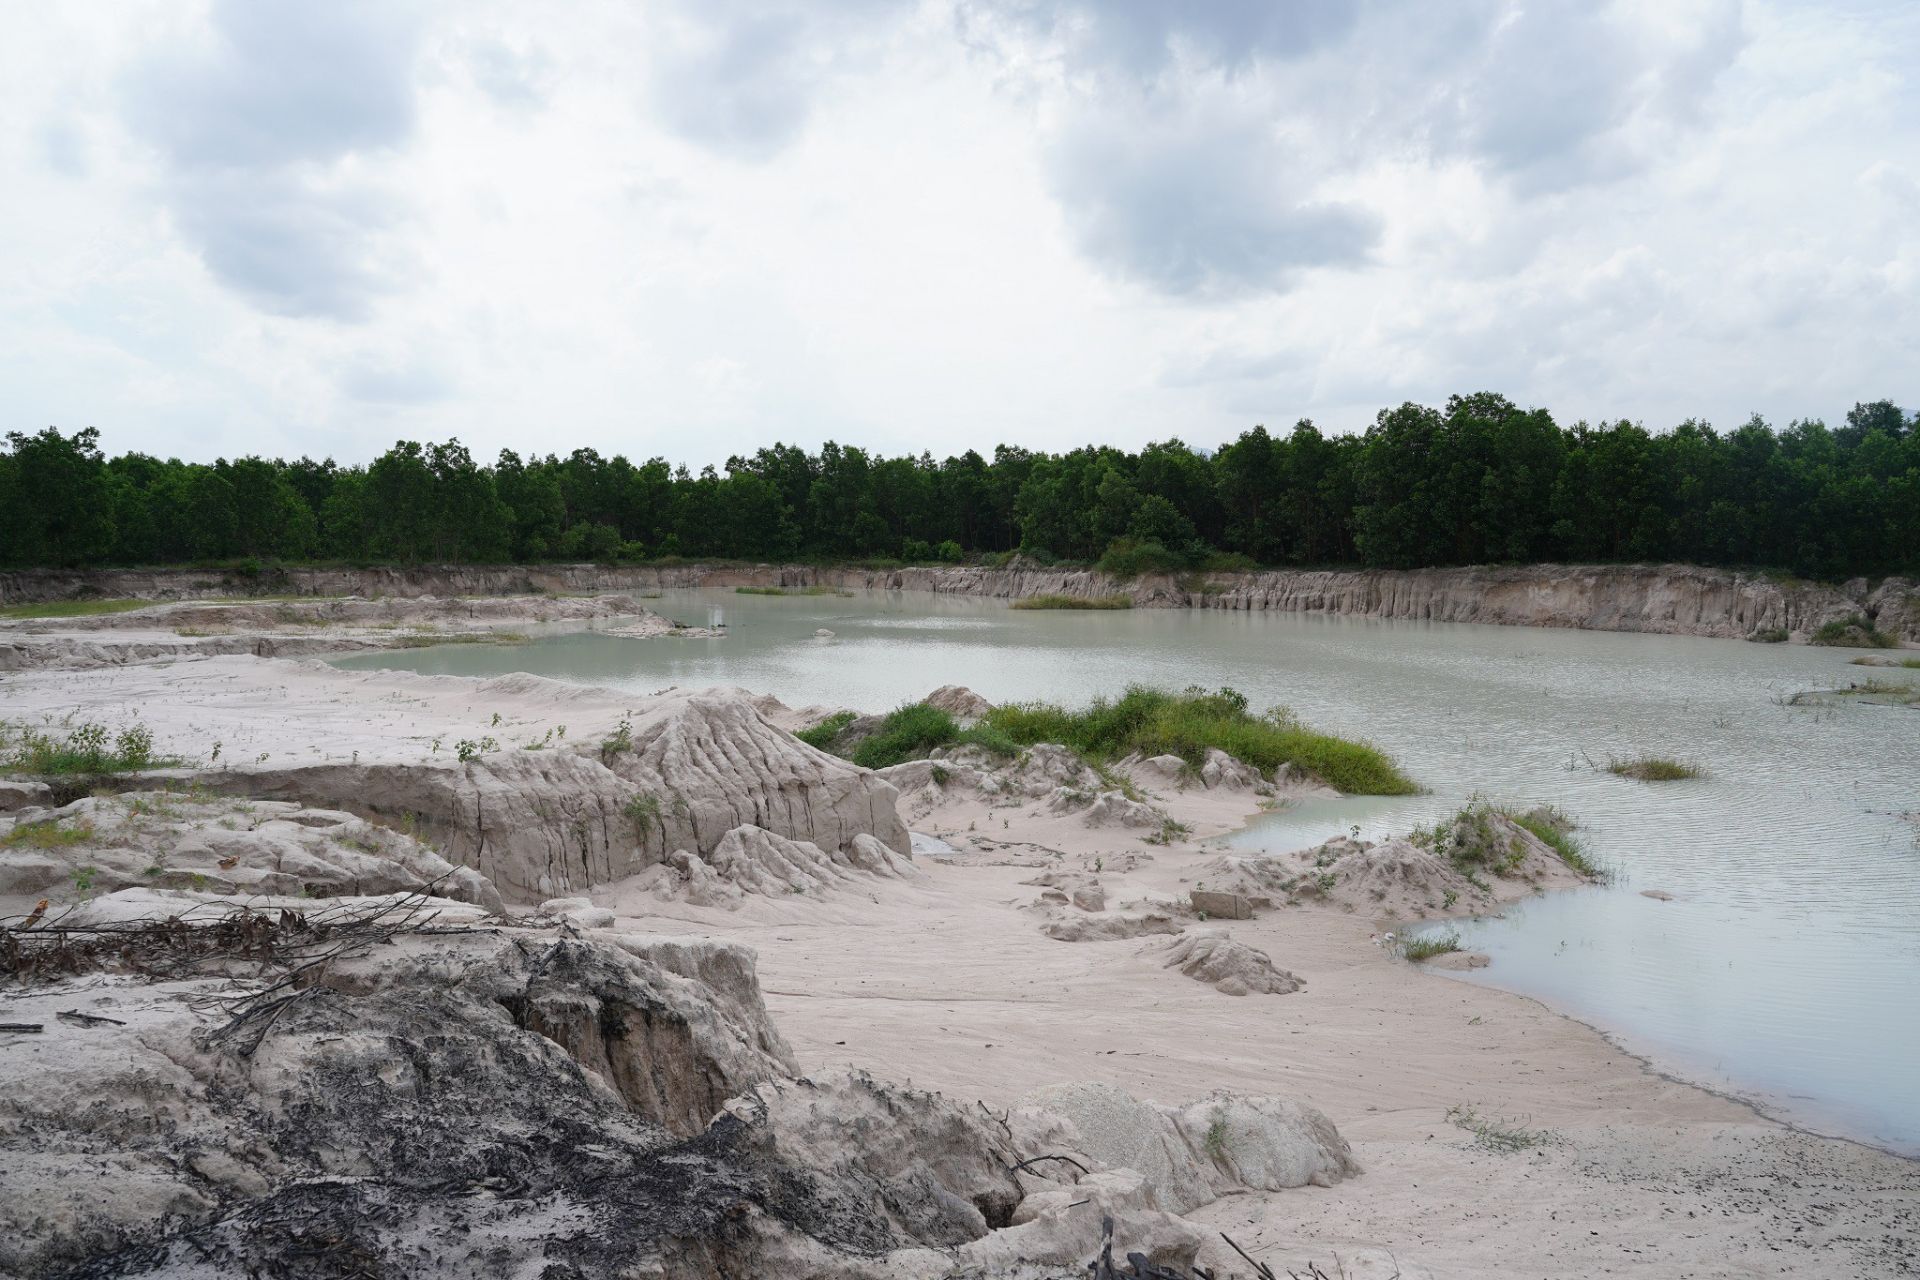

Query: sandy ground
2,646,1916,1277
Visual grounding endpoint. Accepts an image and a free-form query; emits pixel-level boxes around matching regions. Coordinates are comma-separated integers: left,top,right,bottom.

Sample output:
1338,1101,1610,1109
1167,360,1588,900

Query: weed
2,720,170,775
1446,1104,1550,1153
454,736,498,763
1202,1108,1230,1162
929,763,951,787
1,819,93,850
624,794,663,836
600,717,634,759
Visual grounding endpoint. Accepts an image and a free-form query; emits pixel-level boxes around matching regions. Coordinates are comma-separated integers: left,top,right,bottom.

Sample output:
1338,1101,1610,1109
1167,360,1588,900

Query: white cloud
0,0,1913,468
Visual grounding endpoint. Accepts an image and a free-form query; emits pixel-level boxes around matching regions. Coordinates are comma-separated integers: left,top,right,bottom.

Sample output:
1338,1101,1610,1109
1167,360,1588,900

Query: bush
901,538,933,562
1810,615,1897,648
2,721,168,775
980,685,1418,796
795,711,857,751
1096,537,1188,578
933,540,964,563
1747,627,1789,643
849,703,960,770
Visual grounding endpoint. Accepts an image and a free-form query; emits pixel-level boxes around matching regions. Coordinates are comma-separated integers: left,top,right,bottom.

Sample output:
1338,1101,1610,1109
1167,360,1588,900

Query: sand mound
1040,907,1182,942
1148,930,1304,996
176,688,909,902
1014,1081,1356,1215
0,792,502,913
1022,869,1106,912
635,823,914,908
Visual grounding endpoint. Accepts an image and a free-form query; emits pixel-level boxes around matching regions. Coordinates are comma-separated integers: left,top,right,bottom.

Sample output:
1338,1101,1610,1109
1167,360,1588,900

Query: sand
2,634,1915,1276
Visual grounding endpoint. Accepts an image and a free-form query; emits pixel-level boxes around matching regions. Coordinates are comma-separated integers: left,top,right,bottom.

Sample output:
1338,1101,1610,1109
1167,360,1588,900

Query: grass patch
0,599,152,620
1446,1105,1550,1153
980,685,1417,795
1398,930,1462,962
1852,656,1920,669
795,711,858,752
1746,626,1789,643
1809,615,1897,648
734,585,849,597
1505,805,1603,877
1606,756,1705,782
0,819,94,850
850,704,960,770
1009,594,1133,610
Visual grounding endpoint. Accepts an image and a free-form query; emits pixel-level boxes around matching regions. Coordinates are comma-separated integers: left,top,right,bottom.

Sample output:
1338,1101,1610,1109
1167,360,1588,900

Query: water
335,588,1920,1153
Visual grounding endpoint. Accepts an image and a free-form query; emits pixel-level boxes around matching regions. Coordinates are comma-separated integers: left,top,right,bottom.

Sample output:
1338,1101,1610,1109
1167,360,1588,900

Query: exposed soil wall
3,561,1915,644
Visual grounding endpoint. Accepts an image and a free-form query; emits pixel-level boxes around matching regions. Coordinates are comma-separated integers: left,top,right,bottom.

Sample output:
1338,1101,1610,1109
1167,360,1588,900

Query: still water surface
336,589,1920,1153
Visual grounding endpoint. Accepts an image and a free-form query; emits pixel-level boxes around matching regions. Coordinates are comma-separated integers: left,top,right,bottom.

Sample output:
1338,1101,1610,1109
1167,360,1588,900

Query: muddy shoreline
4,560,1916,644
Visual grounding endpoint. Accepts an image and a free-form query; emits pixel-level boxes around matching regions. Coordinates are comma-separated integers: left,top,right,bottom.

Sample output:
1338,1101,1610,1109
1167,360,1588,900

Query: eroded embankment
4,561,1915,643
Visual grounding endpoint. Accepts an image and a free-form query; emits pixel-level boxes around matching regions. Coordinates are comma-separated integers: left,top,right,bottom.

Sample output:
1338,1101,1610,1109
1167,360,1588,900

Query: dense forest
3,393,1916,580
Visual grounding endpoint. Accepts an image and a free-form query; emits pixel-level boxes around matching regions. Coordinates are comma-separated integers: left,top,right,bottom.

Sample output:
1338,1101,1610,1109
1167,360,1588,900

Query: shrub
624,794,663,836
795,711,857,752
849,703,960,770
1746,627,1789,643
933,539,964,563
901,538,933,562
1096,537,1188,578
1009,594,1133,610
1196,550,1258,573
2,721,169,775
1810,615,1897,648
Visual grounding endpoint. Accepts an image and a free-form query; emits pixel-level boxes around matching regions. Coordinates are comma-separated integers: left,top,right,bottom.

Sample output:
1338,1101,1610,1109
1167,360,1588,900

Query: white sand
2,646,1915,1276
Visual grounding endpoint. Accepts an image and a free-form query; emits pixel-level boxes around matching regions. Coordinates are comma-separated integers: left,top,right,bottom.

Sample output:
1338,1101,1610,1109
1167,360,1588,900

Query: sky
2,0,1916,468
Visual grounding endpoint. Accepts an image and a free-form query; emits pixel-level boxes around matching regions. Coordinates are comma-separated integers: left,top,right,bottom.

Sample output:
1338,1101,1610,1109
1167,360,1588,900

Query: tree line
3,393,1916,580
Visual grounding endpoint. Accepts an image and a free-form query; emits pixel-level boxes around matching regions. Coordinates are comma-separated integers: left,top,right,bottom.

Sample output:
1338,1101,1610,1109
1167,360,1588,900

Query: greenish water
335,588,1920,1155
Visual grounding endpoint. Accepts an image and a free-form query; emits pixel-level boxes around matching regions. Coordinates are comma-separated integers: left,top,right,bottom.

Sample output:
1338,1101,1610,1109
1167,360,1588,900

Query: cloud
1045,98,1378,297
644,0,915,160
121,0,423,320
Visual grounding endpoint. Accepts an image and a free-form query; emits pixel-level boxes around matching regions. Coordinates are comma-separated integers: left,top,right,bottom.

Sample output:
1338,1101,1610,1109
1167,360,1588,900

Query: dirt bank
5,561,1915,644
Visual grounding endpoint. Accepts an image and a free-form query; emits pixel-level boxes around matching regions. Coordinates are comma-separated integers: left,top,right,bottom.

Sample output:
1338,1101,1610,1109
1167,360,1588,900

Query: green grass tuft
1505,805,1602,878
1009,594,1133,610
1606,756,1705,782
1,598,152,620
1,819,93,850
1398,930,1463,962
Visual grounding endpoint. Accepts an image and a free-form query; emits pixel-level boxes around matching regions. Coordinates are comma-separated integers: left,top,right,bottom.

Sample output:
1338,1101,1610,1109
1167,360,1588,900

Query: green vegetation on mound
1851,655,1920,669
1607,756,1705,782
793,685,1416,794
1810,615,1898,648
1746,626,1789,643
1,598,152,620
1412,796,1602,880
1009,594,1133,610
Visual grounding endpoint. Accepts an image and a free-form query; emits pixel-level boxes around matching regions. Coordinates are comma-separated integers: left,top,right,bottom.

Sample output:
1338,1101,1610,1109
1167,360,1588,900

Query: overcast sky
3,0,1915,467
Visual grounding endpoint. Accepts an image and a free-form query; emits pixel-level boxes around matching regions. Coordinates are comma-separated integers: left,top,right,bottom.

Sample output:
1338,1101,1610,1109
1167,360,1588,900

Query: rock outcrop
635,823,915,907
9,562,1912,644
922,685,994,720
172,689,909,902
1148,930,1304,996
1014,1081,1357,1215
1040,907,1182,942
0,792,502,912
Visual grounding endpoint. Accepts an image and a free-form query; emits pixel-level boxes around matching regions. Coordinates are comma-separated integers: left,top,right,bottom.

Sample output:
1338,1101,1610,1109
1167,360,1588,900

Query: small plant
624,794,663,836
1314,870,1337,893
1441,888,1459,909
454,736,498,763
929,763,951,787
1398,930,1463,962
73,865,97,895
1607,756,1705,782
1143,816,1190,846
1202,1108,1230,1162
209,741,222,764
1446,1104,1549,1153
491,712,503,727
601,717,634,759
